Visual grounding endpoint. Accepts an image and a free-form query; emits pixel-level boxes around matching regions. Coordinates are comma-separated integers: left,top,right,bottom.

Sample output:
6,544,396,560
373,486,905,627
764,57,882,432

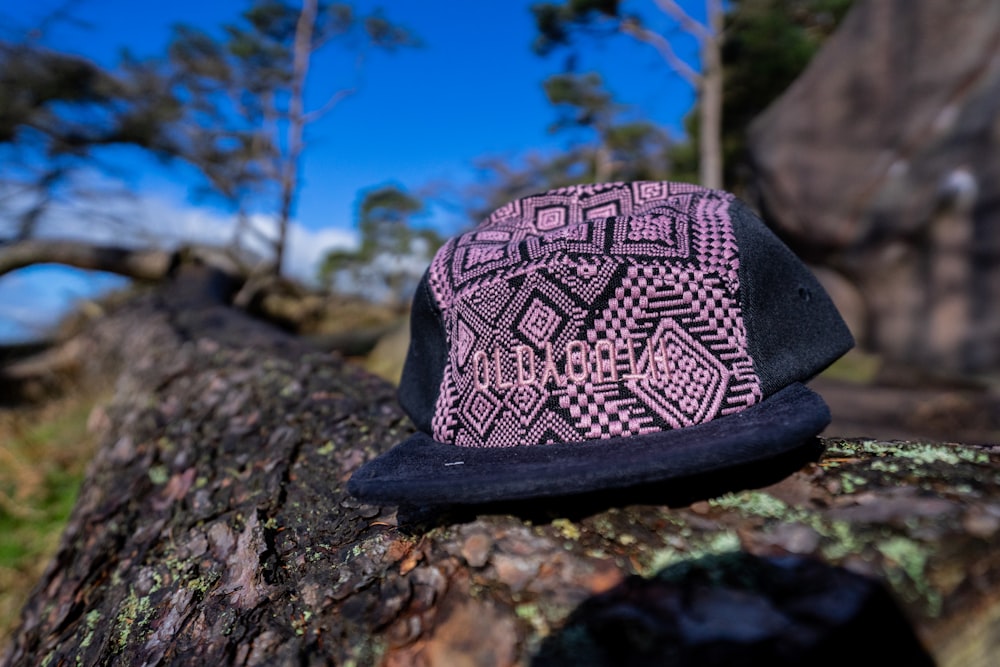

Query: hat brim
347,383,830,506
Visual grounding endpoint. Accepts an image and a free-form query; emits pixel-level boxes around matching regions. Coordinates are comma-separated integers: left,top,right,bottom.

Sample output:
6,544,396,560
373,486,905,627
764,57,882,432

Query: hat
348,181,854,505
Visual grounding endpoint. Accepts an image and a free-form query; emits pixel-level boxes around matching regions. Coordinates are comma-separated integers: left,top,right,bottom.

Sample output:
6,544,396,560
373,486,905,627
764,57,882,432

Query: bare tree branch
654,0,713,43
0,239,173,281
621,18,702,88
699,0,725,189
303,85,355,125
304,48,368,124
273,0,318,275
630,0,726,189
25,0,93,39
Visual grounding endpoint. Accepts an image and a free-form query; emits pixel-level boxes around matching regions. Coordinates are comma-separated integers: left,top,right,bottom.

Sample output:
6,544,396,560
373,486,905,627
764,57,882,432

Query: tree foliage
149,0,419,274
531,0,854,191
466,72,672,221
0,1,418,277
0,44,181,239
533,0,726,189
318,184,441,305
532,0,622,56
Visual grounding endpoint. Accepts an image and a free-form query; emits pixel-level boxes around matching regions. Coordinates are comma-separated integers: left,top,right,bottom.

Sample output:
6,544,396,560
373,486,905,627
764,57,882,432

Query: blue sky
0,0,703,342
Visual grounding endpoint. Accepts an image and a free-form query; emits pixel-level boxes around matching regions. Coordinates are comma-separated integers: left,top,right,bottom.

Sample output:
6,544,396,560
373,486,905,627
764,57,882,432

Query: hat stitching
428,182,763,449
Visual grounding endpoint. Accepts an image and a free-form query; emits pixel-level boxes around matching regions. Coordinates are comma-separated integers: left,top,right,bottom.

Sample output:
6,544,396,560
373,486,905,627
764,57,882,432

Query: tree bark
2,268,999,666
621,1,725,189
273,0,317,277
0,239,173,281
698,0,724,190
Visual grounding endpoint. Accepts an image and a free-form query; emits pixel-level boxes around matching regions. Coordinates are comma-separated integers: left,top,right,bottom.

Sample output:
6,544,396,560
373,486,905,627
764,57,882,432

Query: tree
318,184,442,306
465,72,672,221
545,72,673,183
160,0,418,275
0,42,182,240
0,1,418,280
532,1,855,192
534,0,726,189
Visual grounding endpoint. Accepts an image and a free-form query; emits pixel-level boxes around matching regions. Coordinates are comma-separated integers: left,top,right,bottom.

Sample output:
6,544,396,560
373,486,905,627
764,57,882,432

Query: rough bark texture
747,0,1000,376
2,270,1000,666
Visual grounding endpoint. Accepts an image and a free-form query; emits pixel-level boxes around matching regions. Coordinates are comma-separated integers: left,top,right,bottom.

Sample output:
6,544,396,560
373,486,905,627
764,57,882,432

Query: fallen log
2,267,998,666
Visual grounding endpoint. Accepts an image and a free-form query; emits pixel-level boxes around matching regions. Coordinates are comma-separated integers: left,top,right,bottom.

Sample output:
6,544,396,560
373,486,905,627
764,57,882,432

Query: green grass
0,393,104,649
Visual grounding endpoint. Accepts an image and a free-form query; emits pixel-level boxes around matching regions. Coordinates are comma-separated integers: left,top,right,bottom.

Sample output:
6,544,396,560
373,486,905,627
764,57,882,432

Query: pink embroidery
428,182,763,448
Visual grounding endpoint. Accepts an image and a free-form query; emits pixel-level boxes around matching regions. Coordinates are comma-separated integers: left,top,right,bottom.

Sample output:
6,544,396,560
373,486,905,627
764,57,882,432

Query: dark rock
747,0,1000,376
533,552,937,667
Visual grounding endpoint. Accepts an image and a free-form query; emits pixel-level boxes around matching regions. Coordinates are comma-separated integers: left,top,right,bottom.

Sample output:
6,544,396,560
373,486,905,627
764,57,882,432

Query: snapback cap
348,181,854,505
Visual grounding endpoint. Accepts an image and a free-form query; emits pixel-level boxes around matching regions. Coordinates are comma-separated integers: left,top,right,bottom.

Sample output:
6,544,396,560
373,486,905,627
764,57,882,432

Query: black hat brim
347,383,830,506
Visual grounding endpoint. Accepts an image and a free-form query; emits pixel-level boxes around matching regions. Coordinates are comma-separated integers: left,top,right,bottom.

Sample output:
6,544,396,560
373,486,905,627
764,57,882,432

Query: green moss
710,491,789,519
817,519,868,560
147,465,169,485
516,598,578,657
1,395,105,642
589,514,620,542
840,472,867,494
80,609,102,649
181,564,219,596
818,350,881,383
850,440,988,467
115,585,154,650
704,484,946,618
551,518,581,541
878,536,941,615
515,602,541,622
644,530,741,576
870,459,901,474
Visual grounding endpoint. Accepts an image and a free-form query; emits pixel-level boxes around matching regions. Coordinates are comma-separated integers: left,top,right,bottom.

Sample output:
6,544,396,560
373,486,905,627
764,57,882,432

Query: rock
747,0,1000,376
364,318,410,385
532,552,936,667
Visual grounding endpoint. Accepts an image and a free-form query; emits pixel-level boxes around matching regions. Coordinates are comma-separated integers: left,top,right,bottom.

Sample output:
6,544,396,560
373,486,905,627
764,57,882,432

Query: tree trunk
0,240,173,281
698,0,724,190
273,0,317,277
2,268,999,666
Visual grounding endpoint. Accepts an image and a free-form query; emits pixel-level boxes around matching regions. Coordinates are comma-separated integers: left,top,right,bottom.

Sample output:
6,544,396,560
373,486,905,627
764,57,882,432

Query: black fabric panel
348,383,829,505
396,271,447,434
730,200,854,397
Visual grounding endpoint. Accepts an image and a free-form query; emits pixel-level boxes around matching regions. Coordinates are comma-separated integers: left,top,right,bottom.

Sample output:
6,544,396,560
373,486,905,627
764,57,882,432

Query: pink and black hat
348,182,853,505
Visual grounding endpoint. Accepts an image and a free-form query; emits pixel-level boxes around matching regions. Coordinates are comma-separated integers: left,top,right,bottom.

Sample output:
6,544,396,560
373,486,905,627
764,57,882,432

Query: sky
0,0,703,342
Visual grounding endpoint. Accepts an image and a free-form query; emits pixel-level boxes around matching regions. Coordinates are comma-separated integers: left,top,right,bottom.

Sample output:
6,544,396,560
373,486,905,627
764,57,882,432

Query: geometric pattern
428,181,763,448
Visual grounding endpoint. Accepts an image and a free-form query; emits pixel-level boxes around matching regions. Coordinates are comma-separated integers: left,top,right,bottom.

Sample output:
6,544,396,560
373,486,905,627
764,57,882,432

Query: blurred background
1,0,998,640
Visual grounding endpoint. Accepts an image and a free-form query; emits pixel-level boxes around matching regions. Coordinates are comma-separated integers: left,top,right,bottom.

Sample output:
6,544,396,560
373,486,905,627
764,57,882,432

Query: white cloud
284,224,358,284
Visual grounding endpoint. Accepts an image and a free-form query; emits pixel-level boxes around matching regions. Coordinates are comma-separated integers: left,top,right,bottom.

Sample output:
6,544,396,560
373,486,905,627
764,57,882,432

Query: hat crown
410,181,767,448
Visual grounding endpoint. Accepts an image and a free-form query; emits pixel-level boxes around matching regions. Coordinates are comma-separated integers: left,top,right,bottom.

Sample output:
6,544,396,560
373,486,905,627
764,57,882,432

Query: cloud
284,224,358,283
